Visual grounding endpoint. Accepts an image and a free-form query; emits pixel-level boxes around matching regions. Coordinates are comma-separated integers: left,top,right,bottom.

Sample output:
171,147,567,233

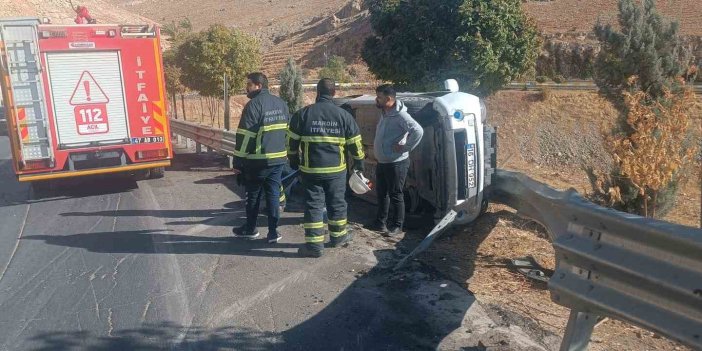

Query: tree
362,0,540,96
162,18,193,45
161,18,192,120
318,56,351,83
594,0,690,101
279,58,304,113
163,50,186,119
177,25,261,127
590,0,698,218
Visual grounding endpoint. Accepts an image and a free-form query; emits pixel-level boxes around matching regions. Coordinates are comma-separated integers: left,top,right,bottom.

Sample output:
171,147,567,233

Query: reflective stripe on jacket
287,95,364,175
233,89,290,168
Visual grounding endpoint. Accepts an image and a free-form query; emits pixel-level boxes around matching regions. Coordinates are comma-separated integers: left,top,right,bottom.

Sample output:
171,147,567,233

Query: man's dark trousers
375,158,410,229
244,164,284,236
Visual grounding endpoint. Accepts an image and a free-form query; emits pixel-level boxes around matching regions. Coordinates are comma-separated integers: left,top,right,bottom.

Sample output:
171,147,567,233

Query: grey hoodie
373,100,424,164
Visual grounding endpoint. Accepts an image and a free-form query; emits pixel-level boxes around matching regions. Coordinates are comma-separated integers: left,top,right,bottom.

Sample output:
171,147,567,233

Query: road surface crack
0,248,71,307
198,256,221,297
268,296,277,332
110,256,129,284
107,308,114,337
80,251,101,321
89,265,104,282
97,255,133,305
140,300,152,322
111,194,122,232
0,203,31,283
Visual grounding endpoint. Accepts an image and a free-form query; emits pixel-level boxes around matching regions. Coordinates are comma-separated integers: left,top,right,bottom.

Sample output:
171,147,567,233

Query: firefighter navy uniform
233,88,289,239
287,94,365,254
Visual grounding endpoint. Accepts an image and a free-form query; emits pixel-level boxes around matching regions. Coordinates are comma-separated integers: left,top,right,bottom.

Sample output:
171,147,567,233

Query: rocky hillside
13,0,700,78
106,0,349,45
0,0,152,25
261,0,370,76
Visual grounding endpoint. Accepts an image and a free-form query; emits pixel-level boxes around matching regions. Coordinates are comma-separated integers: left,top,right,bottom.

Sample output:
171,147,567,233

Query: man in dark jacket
287,78,365,257
232,73,289,243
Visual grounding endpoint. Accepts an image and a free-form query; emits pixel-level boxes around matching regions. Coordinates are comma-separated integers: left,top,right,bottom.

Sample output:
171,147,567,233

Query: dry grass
424,202,690,350
523,0,702,36
421,89,702,350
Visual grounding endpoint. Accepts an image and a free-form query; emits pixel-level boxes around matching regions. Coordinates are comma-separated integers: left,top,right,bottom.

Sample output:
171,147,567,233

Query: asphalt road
0,137,549,351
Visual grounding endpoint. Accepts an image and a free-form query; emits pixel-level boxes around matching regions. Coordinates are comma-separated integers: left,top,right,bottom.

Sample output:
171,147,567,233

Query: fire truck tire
133,169,151,181
149,167,165,179
30,180,52,194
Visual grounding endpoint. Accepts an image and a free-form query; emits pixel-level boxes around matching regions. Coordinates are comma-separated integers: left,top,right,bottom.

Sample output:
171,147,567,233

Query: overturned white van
336,80,496,226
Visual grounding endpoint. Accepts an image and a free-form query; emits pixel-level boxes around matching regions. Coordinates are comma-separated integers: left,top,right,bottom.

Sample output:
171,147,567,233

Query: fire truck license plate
131,137,165,144
74,104,109,135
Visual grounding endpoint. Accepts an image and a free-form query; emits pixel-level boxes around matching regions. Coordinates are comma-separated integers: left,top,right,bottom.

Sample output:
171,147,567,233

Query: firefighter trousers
244,164,284,236
301,173,348,251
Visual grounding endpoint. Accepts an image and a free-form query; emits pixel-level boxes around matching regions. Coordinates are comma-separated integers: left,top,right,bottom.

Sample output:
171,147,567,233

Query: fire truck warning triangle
69,71,110,105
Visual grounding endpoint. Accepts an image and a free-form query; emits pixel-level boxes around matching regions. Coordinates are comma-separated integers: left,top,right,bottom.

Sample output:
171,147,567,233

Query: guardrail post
196,142,202,154
559,310,597,351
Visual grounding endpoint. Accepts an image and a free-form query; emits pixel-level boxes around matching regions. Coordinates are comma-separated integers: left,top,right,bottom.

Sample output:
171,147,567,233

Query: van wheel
149,167,165,179
479,199,489,216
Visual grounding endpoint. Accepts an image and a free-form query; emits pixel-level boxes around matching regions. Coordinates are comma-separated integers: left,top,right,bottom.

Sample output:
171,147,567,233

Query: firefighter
232,73,290,243
72,4,96,24
287,78,365,257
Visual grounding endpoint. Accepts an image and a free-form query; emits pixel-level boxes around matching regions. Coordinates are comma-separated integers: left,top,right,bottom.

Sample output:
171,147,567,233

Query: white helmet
349,170,372,195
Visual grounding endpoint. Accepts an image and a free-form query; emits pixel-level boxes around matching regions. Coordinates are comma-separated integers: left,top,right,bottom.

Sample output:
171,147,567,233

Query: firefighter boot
298,245,323,258
330,230,354,248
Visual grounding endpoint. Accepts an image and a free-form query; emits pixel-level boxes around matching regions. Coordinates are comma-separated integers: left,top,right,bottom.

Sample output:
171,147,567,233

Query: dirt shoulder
417,90,699,350
178,89,700,350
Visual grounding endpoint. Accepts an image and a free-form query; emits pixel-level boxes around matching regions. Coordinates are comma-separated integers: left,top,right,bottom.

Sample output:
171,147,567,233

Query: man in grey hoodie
369,84,424,236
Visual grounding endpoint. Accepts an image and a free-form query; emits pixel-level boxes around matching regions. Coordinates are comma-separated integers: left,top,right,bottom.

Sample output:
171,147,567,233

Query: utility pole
223,73,230,131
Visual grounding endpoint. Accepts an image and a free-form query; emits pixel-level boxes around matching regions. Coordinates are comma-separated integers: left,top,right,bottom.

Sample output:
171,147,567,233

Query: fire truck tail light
137,149,168,160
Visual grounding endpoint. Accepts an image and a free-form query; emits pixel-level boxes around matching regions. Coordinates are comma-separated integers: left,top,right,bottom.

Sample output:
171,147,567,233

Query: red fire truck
0,18,173,183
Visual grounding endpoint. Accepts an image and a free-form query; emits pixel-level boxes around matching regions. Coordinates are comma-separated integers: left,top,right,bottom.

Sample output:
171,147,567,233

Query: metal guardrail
269,82,376,91
506,81,702,94
170,120,702,350
170,119,236,156
493,169,702,351
175,81,701,100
